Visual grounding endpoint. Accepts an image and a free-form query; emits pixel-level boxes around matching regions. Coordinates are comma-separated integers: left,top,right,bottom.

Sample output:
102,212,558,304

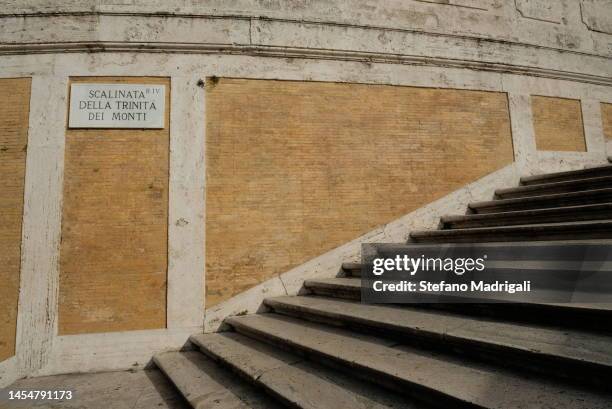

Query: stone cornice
0,12,610,86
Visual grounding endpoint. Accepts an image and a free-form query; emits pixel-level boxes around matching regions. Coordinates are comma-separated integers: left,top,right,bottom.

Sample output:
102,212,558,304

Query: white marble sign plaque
68,83,165,129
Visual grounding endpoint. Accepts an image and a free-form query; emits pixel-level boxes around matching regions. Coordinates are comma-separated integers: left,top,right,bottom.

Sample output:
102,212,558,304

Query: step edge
441,203,612,223
410,219,612,238
263,297,612,375
225,315,479,408
497,175,612,196
520,165,612,185
470,188,612,210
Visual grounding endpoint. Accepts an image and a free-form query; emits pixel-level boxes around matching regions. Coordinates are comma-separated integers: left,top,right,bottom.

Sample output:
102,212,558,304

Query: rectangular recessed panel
205,78,514,307
59,77,169,335
602,103,612,140
532,96,586,152
0,78,30,361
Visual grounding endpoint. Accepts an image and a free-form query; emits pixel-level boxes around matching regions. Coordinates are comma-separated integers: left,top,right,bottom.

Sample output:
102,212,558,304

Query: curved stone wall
1,1,611,85
0,0,610,383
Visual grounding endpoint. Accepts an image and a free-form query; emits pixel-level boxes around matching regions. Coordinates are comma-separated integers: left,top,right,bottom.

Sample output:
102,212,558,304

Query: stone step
225,314,612,409
264,295,612,388
496,176,612,199
409,220,612,243
520,164,612,186
190,332,422,409
303,277,612,331
440,203,612,229
154,351,283,409
468,188,612,214
341,262,361,277
305,277,361,300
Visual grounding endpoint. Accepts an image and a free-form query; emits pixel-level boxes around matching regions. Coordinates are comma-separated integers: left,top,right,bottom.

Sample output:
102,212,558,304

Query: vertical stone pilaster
507,93,537,175
16,76,67,375
167,76,205,329
582,99,607,158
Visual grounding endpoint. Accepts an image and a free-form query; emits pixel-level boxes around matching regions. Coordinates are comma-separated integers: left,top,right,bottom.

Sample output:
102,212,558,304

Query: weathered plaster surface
0,0,609,59
580,0,612,35
583,99,607,154
0,1,611,86
14,75,66,383
0,0,610,383
38,327,199,376
167,77,205,329
515,0,564,24
507,93,537,171
0,356,16,387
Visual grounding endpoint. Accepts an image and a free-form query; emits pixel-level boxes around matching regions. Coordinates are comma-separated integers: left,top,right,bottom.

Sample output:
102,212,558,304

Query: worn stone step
305,277,361,300
341,262,361,277
409,220,612,243
303,277,612,331
440,203,612,229
496,176,612,199
153,351,283,409
469,188,612,214
190,332,423,409
225,314,612,409
264,295,612,388
342,264,362,277
520,164,612,186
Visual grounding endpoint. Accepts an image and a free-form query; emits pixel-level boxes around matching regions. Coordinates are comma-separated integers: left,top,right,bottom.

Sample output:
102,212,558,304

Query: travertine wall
2,0,612,65
532,96,586,152
205,78,514,306
0,0,610,382
603,103,612,141
0,78,30,361
58,77,170,335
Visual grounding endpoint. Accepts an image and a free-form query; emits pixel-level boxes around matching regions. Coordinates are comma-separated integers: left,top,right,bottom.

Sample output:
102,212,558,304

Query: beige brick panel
0,78,31,361
59,77,170,335
205,78,514,307
532,96,586,152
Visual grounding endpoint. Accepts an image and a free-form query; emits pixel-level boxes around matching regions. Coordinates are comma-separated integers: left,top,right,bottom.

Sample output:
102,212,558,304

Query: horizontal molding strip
1,12,610,60
1,42,610,87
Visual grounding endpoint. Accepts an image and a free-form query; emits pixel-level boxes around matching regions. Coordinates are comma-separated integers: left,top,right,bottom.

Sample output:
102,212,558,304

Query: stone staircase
155,164,612,409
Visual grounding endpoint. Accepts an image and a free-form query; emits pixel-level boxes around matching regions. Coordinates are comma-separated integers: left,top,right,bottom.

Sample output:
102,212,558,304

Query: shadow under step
496,176,612,199
440,203,612,229
304,277,612,332
341,262,361,277
469,188,612,214
154,350,284,409
190,332,423,409
409,220,612,243
264,295,612,389
225,314,612,409
341,262,362,277
305,277,361,300
520,164,612,186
